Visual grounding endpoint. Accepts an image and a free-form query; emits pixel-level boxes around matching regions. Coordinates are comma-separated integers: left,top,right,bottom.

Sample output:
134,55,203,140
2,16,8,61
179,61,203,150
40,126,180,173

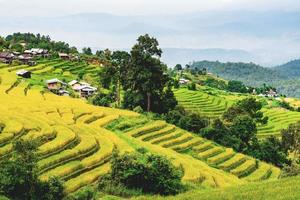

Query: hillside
135,175,300,200
190,60,300,97
174,86,300,138
0,60,283,197
274,59,300,78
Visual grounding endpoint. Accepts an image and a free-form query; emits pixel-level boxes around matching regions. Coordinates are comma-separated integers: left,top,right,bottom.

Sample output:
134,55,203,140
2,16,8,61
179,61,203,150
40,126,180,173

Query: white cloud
0,0,300,17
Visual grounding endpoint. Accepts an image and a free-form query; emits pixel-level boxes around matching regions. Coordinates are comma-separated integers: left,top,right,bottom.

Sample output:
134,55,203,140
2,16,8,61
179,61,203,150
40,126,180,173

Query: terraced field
257,108,300,138
174,88,300,138
0,63,136,194
108,118,281,184
0,62,284,196
173,88,238,118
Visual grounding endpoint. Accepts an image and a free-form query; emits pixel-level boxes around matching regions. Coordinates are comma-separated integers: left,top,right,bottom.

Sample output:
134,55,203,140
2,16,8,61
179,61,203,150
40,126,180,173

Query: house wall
47,83,60,90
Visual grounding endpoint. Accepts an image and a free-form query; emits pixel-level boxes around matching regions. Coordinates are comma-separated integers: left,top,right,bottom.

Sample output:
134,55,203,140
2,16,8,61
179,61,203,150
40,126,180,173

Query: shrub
98,151,185,196
65,186,96,200
281,162,300,178
187,82,196,90
133,106,144,113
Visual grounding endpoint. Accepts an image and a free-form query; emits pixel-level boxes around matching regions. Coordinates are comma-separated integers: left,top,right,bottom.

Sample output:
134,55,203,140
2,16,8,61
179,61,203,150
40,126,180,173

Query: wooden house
0,52,14,64
46,78,66,90
59,53,70,60
16,70,31,78
78,85,97,97
68,80,82,91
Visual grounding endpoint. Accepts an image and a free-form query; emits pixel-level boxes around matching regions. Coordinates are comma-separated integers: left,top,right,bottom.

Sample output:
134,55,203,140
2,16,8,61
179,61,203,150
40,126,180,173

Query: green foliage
164,106,209,133
123,34,169,112
281,162,300,178
223,97,267,124
190,60,300,97
187,82,196,90
203,77,227,90
281,121,300,162
174,64,182,71
254,136,290,168
5,32,74,53
65,186,96,200
99,151,185,196
82,47,92,55
227,80,248,93
90,92,114,107
279,101,295,111
0,139,64,200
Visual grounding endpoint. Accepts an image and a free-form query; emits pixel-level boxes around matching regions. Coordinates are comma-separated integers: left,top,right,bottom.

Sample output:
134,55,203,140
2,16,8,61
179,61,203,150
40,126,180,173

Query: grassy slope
132,175,300,200
174,85,300,138
0,60,297,198
0,61,245,194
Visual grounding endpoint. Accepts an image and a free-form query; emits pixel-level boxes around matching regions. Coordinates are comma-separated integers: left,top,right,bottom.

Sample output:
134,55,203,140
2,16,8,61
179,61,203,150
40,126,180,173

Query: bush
281,162,300,178
133,106,144,114
90,93,114,107
98,151,185,196
65,186,96,200
187,82,196,90
164,106,209,134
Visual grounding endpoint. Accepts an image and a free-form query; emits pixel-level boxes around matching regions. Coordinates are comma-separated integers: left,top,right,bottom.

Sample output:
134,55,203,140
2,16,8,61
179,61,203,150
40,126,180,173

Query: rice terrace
0,1,300,200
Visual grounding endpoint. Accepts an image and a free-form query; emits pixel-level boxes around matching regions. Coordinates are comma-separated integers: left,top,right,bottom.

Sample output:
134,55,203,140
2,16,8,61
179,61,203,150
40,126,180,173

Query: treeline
0,33,78,53
190,60,300,97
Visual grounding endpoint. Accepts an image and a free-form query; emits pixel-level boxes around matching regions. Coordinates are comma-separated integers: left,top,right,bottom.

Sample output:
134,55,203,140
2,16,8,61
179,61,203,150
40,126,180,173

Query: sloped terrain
0,61,284,196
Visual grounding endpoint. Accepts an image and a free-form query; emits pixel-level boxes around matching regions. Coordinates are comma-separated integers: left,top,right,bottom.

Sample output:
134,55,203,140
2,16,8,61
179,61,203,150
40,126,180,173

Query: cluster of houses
46,78,97,98
0,48,77,65
254,89,279,98
179,78,190,84
0,48,50,65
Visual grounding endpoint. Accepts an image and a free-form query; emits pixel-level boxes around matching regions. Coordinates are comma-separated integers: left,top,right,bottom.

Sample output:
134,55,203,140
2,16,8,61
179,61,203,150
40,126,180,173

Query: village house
68,80,82,91
68,80,97,97
266,89,279,98
179,78,190,84
16,69,31,78
18,55,36,66
78,85,97,98
24,48,49,58
59,53,70,60
0,52,14,64
46,78,66,91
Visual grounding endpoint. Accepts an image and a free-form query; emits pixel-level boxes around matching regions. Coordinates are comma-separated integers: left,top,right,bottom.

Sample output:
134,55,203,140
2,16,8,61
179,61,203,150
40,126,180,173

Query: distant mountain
191,60,300,97
1,11,300,66
161,48,257,67
273,59,300,78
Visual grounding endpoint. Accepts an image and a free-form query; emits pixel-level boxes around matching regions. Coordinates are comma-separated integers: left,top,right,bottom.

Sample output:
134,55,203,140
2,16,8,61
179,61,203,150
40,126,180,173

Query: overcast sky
0,0,300,17
0,0,300,66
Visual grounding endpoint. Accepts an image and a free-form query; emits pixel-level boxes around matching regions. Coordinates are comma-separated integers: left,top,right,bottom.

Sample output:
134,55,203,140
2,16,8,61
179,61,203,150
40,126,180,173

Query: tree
111,51,131,107
230,115,257,152
256,136,289,167
124,34,167,112
174,64,182,71
227,80,248,93
99,151,184,196
281,122,300,162
223,97,268,124
0,140,64,200
82,47,93,55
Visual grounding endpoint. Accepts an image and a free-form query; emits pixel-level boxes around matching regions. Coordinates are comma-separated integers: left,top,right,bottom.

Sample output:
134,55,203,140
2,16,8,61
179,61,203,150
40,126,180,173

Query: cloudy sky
0,0,299,17
0,0,300,66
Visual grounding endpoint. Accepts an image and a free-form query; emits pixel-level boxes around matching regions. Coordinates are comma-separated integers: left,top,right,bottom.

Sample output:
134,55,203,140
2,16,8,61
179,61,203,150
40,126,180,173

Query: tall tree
82,47,93,55
125,34,166,112
111,51,131,107
282,121,300,162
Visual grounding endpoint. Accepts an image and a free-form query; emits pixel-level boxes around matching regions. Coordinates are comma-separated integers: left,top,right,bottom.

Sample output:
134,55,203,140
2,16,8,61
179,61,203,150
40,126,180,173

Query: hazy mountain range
0,11,300,67
191,59,300,97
